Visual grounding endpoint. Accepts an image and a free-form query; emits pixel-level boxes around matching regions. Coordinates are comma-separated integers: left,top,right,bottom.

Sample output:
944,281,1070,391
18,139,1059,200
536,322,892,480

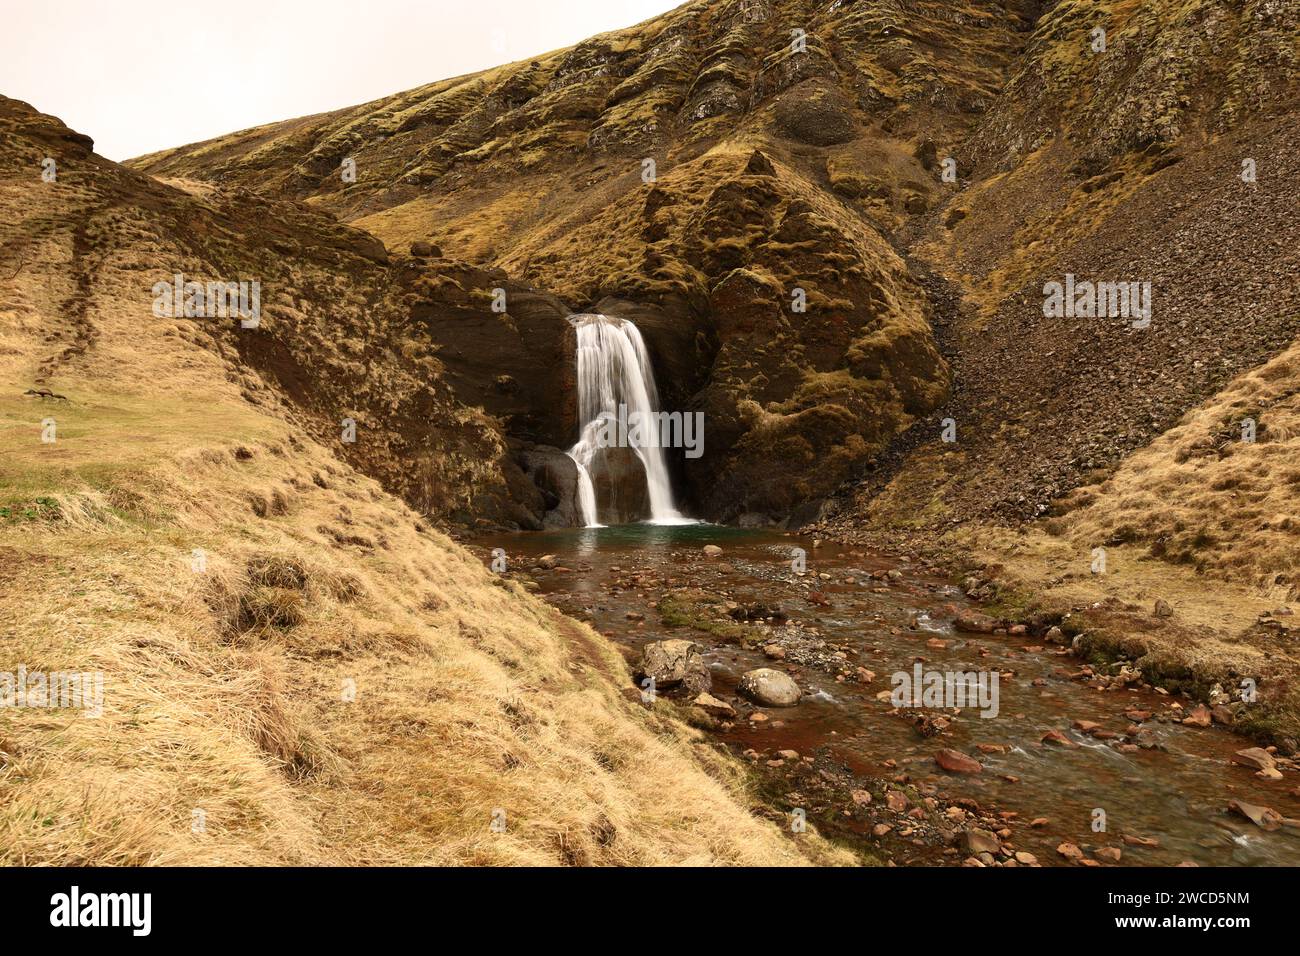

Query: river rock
517,446,583,528
738,668,801,707
638,639,711,693
693,692,735,718
1231,747,1276,772
1228,799,1283,831
702,544,723,557
935,749,983,774
1057,842,1084,861
963,827,1000,855
1041,729,1077,748
954,609,997,633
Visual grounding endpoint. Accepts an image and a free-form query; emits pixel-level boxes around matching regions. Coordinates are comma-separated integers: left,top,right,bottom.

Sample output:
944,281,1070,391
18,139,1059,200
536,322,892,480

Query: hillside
0,95,845,864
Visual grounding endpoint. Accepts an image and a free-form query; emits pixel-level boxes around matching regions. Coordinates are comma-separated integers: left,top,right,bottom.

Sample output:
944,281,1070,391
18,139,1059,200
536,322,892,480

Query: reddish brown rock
1057,842,1084,861
935,749,984,774
1228,799,1283,831
1231,747,1276,772
1122,833,1160,847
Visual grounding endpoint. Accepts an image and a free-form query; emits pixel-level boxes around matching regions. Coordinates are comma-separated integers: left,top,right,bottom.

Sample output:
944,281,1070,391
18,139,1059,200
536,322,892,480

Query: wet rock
1228,799,1283,831
537,554,558,569
1094,846,1123,863
963,828,1000,855
954,609,998,633
737,667,801,707
1040,729,1078,748
1231,747,1276,773
1057,842,1084,861
637,639,711,693
1182,704,1211,727
935,749,983,774
517,447,583,528
1122,833,1160,847
588,446,651,523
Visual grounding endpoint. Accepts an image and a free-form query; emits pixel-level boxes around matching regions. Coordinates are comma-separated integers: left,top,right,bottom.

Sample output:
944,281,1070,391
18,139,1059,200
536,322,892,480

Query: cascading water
566,314,690,527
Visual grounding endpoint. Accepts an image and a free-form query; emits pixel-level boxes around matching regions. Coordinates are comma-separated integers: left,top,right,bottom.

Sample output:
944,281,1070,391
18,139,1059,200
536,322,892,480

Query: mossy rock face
774,81,858,146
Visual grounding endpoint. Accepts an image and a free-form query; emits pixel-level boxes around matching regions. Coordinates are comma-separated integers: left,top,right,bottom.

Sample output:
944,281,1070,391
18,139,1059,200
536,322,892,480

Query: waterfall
565,313,689,527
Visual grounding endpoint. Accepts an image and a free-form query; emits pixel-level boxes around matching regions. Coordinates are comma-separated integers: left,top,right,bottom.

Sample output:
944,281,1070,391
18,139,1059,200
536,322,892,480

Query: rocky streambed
474,524,1300,866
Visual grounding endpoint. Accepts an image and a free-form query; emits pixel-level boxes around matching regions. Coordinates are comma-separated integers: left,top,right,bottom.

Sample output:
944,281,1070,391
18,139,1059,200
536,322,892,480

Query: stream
476,524,1300,866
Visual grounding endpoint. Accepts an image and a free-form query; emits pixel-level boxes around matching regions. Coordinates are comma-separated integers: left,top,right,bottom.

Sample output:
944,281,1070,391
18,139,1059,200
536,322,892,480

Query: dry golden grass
1055,336,1300,601
0,383,847,867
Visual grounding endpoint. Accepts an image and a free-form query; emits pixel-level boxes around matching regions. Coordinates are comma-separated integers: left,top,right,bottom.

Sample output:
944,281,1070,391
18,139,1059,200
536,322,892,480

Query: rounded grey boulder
738,668,801,707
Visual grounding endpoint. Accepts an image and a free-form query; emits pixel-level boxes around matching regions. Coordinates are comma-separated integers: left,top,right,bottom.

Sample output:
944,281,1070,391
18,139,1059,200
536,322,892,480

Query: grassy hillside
0,95,845,865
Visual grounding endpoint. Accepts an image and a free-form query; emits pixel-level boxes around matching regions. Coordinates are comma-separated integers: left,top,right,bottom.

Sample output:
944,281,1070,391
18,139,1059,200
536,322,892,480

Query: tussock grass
1,408,844,865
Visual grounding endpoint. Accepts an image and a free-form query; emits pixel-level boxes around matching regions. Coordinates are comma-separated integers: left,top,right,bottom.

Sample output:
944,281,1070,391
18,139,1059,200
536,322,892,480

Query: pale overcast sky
0,0,683,161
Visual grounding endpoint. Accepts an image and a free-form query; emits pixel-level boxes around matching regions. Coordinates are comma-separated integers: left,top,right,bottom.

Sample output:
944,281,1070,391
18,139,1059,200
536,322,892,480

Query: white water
565,314,691,527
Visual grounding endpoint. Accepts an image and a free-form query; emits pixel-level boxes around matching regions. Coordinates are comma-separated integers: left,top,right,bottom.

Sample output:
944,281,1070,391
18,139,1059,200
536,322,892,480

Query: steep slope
842,0,1300,562
0,96,846,865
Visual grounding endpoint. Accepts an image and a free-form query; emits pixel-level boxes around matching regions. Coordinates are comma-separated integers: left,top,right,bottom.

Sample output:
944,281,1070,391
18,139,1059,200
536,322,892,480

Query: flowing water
566,314,688,527
479,524,1300,866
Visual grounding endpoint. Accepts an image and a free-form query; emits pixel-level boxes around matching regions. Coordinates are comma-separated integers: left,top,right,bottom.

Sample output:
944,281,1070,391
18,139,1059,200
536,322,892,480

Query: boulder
517,446,583,528
737,668,801,707
638,639,710,694
774,80,857,146
589,446,651,524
